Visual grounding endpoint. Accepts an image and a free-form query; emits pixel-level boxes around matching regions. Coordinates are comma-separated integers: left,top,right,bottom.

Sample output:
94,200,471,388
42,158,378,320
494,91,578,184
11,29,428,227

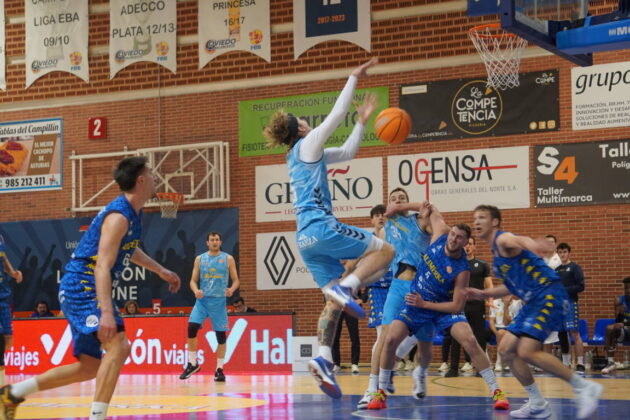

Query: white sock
319,346,333,363
89,402,108,420
495,354,502,366
217,358,224,369
10,377,39,399
417,366,427,377
479,367,499,394
524,382,546,406
368,374,378,392
569,373,588,389
339,273,361,291
608,356,614,362
188,351,197,365
562,354,571,365
378,369,392,391
577,356,584,365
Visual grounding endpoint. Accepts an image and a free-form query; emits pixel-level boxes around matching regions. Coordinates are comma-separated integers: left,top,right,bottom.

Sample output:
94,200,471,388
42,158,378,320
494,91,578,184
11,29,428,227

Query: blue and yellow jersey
64,194,142,290
0,240,13,300
619,295,630,325
411,234,469,302
385,213,430,275
492,230,560,302
286,138,334,231
199,251,229,298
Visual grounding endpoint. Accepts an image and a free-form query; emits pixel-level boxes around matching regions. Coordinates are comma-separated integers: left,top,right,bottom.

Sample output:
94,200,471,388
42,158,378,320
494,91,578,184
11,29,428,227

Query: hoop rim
155,192,184,204
469,23,519,39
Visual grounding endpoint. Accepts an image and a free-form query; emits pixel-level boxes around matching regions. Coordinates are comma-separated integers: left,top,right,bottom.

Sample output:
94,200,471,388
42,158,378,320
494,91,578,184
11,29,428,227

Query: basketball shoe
493,388,510,410
510,400,552,418
308,356,342,399
325,285,365,319
412,366,426,399
0,385,23,420
367,389,387,410
179,362,200,380
214,368,226,382
574,380,602,419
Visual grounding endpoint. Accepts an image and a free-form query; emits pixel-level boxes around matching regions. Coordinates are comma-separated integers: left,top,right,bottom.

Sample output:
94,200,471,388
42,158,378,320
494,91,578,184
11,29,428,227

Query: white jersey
490,298,523,328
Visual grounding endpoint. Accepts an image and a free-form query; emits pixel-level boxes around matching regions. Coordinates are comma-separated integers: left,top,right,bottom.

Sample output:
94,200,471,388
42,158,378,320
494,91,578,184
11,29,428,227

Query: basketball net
469,23,528,90
155,192,184,219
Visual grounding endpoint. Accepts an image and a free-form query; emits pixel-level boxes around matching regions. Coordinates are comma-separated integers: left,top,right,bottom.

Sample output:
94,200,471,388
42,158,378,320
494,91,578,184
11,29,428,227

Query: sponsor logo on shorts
85,315,99,328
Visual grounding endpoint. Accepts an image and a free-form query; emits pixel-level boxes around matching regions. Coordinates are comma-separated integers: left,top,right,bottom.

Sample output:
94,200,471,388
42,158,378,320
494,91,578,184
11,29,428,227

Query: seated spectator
124,300,139,316
602,277,630,373
232,296,257,313
31,300,54,318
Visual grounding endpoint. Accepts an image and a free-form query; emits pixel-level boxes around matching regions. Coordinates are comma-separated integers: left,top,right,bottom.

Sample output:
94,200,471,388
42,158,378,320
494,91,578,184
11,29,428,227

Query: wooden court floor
7,368,630,419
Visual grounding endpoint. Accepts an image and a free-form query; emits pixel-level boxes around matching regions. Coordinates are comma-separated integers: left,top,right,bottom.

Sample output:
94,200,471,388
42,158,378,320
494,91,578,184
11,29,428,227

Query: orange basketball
374,107,412,145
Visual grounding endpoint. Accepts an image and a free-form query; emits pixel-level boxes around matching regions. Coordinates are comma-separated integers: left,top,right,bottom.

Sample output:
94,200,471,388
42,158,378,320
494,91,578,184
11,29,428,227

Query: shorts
382,278,412,326
0,301,12,335
296,218,372,288
506,284,569,343
367,286,388,328
59,273,125,359
189,297,229,331
563,300,580,332
396,304,467,342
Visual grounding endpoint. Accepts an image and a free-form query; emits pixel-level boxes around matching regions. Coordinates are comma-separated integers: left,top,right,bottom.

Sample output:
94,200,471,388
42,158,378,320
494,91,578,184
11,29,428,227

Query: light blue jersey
287,138,334,231
385,213,430,275
199,252,229,298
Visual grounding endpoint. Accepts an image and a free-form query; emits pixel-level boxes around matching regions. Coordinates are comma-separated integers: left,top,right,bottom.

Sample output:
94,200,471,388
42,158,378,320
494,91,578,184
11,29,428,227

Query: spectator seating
588,319,615,346
569,319,590,344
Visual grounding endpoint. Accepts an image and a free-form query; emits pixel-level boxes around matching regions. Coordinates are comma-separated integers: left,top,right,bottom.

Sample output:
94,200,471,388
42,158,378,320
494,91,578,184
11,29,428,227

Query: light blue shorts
297,218,373,288
189,297,229,331
396,304,467,342
382,278,412,326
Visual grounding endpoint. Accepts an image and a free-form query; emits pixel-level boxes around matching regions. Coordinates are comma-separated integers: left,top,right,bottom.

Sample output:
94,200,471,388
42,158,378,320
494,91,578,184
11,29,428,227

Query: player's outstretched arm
131,247,181,293
497,232,554,257
467,284,510,300
226,255,240,297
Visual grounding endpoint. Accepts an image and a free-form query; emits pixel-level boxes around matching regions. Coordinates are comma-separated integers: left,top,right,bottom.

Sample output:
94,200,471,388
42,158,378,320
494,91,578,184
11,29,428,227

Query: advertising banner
109,0,177,78
400,70,559,142
0,0,5,90
534,140,630,207
25,0,89,87
198,0,270,68
239,86,389,157
387,146,530,212
0,208,238,312
0,118,62,193
256,231,314,290
256,157,383,222
7,314,293,374
572,61,630,130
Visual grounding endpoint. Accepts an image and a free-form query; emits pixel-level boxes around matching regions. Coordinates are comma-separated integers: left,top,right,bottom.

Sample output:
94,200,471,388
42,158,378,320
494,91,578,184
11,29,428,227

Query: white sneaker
412,366,426,399
357,390,374,409
404,360,416,371
509,400,552,418
438,362,450,372
461,362,474,372
351,364,360,374
332,365,341,373
494,363,503,372
574,380,603,419
394,360,406,371
601,361,617,374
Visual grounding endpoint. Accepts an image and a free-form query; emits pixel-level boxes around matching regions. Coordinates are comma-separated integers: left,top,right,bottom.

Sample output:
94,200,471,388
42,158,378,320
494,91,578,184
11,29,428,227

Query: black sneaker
0,385,24,420
214,367,226,382
444,369,459,377
179,363,200,380
576,364,586,374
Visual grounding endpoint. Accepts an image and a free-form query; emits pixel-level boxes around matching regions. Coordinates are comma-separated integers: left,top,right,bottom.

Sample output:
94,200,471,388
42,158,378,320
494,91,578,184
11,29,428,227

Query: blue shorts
296,218,372,288
382,278,412,326
563,300,579,332
367,286,389,328
59,273,125,359
0,301,12,335
506,284,569,342
396,304,467,342
189,297,229,331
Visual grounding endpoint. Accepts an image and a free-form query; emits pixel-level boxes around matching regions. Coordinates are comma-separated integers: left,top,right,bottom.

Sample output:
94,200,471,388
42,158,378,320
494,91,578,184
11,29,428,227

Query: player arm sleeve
299,75,358,162
323,122,365,164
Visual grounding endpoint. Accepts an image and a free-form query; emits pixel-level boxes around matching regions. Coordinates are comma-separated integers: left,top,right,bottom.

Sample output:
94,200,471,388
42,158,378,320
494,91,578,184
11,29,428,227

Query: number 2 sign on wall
88,117,107,140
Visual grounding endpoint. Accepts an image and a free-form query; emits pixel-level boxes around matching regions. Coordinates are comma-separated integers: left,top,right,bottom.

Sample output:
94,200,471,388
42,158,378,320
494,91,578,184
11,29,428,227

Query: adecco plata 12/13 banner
400,70,559,142
534,140,630,207
7,314,293,374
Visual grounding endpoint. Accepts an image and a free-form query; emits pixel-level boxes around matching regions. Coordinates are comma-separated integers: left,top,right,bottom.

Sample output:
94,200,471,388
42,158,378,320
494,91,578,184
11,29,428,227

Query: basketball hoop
155,192,184,218
469,23,528,90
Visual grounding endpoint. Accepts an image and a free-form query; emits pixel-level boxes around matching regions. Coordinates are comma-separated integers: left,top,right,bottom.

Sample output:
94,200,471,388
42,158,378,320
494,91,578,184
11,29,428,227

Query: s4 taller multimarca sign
255,157,383,223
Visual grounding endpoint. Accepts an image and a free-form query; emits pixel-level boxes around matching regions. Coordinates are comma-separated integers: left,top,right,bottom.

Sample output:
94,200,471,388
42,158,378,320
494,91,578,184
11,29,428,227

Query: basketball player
602,277,630,374
469,205,602,419
368,202,509,411
179,231,240,382
0,156,181,420
262,57,395,399
0,235,23,386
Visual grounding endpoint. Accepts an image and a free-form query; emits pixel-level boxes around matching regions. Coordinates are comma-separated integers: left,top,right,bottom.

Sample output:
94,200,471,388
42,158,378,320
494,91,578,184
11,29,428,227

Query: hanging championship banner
293,0,371,59
109,0,177,78
198,0,271,68
0,0,5,91
25,0,89,88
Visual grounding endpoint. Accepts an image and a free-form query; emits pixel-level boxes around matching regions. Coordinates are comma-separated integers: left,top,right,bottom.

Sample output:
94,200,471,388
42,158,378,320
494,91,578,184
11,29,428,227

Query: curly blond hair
263,110,291,148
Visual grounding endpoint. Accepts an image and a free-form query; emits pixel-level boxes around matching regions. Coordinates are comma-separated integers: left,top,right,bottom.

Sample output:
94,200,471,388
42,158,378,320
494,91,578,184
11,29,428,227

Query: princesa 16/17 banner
198,0,270,68
239,86,389,157
25,0,89,87
110,0,177,78
400,70,559,142
387,146,530,212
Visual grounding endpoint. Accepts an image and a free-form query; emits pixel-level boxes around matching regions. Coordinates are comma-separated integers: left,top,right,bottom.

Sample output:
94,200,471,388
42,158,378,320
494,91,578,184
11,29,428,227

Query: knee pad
188,323,201,339
216,331,227,344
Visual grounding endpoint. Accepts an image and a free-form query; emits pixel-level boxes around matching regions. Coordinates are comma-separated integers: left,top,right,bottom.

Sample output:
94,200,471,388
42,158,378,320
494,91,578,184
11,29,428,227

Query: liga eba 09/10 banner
400,70,559,142
534,139,630,207
239,86,389,157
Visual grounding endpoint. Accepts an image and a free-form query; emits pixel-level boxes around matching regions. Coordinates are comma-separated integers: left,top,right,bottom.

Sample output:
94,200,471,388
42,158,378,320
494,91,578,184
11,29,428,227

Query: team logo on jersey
219,259,224,263
85,315,99,328
446,266,453,274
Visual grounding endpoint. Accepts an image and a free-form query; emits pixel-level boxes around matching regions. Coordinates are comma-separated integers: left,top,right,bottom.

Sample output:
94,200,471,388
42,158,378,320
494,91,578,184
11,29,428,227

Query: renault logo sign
264,236,295,286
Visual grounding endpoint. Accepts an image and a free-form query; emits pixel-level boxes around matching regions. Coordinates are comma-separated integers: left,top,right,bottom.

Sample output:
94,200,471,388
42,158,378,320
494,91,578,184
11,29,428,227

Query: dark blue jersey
555,261,585,302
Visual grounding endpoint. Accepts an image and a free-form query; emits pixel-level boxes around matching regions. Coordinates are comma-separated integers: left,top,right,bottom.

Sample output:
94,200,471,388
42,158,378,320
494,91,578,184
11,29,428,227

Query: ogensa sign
7,314,293,374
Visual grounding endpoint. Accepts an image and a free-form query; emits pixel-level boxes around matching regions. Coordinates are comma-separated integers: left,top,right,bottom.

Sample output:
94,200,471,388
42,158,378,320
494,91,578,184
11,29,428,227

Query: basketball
374,107,412,145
